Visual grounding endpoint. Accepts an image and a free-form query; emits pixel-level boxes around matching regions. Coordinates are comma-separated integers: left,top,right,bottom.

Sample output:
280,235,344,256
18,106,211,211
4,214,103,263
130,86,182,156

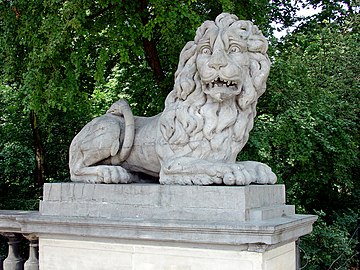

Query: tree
239,7,359,268
0,0,297,186
0,84,38,209
0,0,359,268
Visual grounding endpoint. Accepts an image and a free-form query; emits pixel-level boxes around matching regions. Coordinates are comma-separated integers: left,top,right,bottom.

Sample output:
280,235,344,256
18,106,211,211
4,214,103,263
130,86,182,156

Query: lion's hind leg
69,113,132,184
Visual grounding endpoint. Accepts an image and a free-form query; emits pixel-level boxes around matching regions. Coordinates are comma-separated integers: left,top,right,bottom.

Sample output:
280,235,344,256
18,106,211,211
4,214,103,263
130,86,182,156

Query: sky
273,5,322,39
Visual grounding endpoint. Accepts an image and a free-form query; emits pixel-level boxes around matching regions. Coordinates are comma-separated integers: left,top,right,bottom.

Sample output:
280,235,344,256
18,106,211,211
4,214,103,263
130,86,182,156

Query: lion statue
69,13,276,185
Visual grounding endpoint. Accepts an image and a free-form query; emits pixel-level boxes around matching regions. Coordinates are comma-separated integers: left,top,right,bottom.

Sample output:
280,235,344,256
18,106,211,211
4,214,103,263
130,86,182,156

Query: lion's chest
186,129,238,163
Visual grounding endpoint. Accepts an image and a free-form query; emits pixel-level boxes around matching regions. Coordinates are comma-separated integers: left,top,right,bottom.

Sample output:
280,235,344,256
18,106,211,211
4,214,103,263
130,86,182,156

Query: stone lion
69,13,276,185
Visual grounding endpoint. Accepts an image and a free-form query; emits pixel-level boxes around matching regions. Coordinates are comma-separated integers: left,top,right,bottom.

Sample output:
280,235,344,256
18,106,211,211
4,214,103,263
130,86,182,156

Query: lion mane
158,13,270,164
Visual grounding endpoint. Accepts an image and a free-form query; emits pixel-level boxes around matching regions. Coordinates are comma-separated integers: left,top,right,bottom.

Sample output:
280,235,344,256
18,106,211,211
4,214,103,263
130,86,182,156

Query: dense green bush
300,211,358,269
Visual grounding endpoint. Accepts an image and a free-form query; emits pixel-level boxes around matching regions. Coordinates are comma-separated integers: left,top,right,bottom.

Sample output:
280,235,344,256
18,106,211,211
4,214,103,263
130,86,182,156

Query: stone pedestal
39,237,296,270
40,183,294,223
22,183,316,270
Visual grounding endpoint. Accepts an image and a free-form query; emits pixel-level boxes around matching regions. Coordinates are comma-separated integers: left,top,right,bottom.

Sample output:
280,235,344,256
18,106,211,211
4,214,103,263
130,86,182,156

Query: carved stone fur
69,13,276,185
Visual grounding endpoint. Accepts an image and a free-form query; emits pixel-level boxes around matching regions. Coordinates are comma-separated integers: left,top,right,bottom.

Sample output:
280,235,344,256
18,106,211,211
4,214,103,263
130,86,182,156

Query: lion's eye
200,46,212,55
229,45,242,53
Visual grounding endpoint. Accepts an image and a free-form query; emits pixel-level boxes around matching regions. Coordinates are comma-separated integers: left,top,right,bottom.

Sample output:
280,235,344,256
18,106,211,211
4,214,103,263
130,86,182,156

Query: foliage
0,84,39,210
0,0,292,191
239,9,359,269
0,0,359,268
300,210,359,269
241,20,359,210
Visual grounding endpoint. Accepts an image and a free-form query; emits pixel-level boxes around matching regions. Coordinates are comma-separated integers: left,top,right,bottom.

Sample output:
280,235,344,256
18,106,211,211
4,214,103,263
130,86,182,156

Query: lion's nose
208,50,227,70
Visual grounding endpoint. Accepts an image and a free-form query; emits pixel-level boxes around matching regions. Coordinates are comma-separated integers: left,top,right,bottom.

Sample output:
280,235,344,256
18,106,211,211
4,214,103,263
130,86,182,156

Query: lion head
158,13,270,162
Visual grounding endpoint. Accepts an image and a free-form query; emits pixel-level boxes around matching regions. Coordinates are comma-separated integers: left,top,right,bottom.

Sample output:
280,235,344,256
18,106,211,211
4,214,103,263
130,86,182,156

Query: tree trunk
30,111,45,187
142,38,165,84
139,0,167,96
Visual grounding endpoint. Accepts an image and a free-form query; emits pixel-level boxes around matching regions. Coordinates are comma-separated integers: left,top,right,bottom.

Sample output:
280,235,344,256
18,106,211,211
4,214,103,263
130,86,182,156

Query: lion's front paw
220,164,252,186
212,162,276,186
88,165,132,184
236,161,277,185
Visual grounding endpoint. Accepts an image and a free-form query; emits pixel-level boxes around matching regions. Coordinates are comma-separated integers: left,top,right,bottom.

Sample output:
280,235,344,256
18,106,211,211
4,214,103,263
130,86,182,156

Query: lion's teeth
208,79,238,87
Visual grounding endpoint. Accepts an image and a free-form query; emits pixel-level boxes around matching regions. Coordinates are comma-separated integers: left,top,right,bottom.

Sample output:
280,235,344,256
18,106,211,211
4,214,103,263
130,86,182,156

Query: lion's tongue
214,81,225,87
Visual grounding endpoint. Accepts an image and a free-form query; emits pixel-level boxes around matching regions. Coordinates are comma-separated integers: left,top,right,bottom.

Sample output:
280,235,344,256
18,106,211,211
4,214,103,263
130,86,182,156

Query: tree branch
139,0,167,94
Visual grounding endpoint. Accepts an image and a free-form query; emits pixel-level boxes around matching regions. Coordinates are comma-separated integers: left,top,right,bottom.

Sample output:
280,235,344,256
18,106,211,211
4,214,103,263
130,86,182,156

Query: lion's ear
247,28,268,54
249,54,271,96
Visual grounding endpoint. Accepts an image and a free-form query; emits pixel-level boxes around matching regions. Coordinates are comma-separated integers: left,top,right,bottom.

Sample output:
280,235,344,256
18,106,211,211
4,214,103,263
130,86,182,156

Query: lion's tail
106,99,135,162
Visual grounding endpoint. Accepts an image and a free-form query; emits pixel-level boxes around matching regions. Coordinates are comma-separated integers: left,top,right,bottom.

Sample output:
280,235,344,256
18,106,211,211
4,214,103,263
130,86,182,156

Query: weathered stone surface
0,185,316,248
0,211,36,233
40,183,289,222
19,212,316,248
69,13,276,186
39,238,296,270
28,183,316,248
0,183,317,270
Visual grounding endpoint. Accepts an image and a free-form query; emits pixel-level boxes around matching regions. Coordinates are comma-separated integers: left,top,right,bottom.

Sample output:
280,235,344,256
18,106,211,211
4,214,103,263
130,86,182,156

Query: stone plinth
40,183,294,222
21,183,316,270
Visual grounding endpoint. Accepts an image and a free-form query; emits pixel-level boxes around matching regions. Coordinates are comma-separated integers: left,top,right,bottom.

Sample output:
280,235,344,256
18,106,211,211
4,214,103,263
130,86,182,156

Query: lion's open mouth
207,77,238,90
203,77,241,101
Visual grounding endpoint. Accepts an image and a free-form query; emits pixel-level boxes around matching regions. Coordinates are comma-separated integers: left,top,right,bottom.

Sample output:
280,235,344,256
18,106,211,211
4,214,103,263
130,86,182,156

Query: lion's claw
159,173,221,185
223,172,236,185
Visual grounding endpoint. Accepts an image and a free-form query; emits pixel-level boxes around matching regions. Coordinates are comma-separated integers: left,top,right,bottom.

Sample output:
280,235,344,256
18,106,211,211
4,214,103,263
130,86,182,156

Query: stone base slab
0,183,317,270
26,183,317,248
40,236,296,270
40,183,293,222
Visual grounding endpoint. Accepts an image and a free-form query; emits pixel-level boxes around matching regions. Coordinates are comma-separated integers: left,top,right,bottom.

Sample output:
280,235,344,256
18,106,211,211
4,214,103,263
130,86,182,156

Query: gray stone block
248,205,295,221
40,183,289,222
